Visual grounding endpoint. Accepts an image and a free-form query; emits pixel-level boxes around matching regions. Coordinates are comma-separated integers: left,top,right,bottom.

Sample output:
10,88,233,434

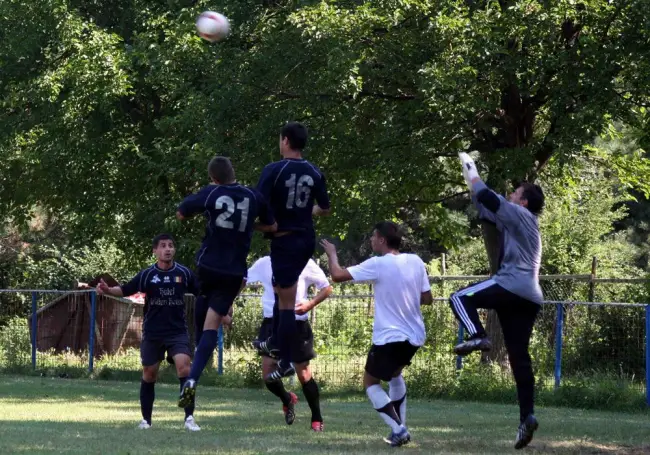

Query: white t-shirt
246,257,331,321
246,256,275,317
348,253,430,346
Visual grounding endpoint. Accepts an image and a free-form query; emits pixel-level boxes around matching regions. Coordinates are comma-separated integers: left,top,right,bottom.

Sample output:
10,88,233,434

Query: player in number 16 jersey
176,156,276,411
256,122,330,381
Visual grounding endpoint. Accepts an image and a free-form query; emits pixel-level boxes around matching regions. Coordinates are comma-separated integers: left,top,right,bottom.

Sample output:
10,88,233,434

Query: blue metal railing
5,289,650,406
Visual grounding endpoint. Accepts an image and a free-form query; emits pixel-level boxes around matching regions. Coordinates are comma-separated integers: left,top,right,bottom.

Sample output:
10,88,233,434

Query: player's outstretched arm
320,240,353,283
96,279,124,297
459,152,505,224
468,177,529,231
101,272,144,298
177,188,210,221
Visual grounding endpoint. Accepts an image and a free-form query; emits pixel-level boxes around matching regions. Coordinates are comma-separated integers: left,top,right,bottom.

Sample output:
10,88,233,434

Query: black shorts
141,333,191,367
270,231,315,288
198,267,243,316
365,341,420,382
257,317,316,364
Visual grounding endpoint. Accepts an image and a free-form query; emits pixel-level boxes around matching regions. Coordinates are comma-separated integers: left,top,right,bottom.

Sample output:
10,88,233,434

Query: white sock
389,375,407,425
366,384,403,433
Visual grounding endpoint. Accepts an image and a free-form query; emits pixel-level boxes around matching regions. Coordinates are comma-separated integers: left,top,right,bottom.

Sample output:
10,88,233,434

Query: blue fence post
89,291,97,373
554,302,564,390
456,324,464,371
645,305,650,407
217,325,224,375
31,292,38,370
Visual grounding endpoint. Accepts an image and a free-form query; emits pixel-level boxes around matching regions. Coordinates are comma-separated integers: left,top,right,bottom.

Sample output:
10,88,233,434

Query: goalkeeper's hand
458,152,479,191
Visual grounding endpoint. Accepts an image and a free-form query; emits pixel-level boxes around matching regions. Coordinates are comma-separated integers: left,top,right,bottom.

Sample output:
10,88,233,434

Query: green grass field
0,375,648,454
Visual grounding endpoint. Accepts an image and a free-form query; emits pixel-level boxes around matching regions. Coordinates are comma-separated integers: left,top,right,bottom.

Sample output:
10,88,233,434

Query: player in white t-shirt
321,221,432,447
247,256,333,431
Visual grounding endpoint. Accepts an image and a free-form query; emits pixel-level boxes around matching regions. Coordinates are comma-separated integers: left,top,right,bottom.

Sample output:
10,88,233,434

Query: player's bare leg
179,308,224,408
295,362,323,431
173,353,200,431
139,363,160,429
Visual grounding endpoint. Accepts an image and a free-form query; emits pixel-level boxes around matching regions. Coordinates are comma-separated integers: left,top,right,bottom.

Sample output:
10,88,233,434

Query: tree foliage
1,0,649,281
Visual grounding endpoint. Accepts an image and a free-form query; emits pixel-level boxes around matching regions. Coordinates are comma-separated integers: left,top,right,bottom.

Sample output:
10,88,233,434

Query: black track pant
449,279,540,423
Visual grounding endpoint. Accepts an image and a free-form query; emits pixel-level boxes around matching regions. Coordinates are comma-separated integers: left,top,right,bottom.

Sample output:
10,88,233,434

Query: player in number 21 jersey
176,156,276,411
255,122,330,381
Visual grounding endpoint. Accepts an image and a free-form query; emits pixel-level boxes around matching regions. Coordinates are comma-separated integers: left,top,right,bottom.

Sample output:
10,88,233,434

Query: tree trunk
480,221,508,364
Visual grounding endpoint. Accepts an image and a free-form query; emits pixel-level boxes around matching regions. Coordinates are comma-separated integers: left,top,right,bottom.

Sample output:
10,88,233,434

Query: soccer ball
196,11,230,42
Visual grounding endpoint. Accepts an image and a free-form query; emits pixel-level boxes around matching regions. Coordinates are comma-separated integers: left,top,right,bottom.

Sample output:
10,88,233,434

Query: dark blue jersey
177,183,274,276
256,158,329,232
120,262,197,340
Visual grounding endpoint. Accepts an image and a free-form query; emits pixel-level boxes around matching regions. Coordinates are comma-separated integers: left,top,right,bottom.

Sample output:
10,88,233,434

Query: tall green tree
1,0,649,270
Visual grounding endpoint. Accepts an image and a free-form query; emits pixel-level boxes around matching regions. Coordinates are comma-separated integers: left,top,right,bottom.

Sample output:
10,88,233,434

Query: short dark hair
208,156,235,184
373,221,402,250
281,122,308,150
153,233,175,248
520,182,545,215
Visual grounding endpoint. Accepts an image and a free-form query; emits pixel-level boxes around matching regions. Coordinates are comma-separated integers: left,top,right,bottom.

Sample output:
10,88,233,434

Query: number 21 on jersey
285,174,314,209
215,196,249,232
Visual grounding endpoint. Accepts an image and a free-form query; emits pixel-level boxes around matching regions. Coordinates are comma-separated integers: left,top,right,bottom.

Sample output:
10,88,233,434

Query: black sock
392,396,405,421
379,403,401,423
140,380,155,425
302,378,322,422
278,309,297,364
180,377,194,419
266,380,291,406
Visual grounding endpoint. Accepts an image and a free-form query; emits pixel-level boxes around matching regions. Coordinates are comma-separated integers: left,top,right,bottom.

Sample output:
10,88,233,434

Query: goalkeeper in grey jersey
450,152,545,450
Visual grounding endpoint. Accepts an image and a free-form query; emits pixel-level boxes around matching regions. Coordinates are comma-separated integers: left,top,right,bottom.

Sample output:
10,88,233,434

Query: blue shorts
141,333,191,367
270,231,316,288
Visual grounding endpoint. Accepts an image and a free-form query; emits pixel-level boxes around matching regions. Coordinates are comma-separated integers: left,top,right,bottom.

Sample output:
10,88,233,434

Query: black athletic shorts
270,231,315,288
257,317,316,364
197,267,243,316
141,333,191,367
365,341,420,381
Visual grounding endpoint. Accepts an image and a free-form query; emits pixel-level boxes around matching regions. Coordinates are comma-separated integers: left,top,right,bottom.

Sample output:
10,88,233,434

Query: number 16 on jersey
285,174,314,209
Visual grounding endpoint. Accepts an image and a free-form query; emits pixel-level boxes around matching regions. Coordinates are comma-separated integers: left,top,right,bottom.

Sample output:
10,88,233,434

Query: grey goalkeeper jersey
471,180,544,304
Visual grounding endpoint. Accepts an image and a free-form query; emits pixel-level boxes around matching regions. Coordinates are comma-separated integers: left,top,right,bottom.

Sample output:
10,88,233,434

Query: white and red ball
196,11,230,42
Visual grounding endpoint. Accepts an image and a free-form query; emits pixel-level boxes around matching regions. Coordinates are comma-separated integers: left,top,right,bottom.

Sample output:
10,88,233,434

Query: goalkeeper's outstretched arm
459,152,524,227
472,180,526,227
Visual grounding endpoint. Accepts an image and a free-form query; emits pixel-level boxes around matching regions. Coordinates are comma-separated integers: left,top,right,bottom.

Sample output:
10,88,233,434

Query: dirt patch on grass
532,440,650,454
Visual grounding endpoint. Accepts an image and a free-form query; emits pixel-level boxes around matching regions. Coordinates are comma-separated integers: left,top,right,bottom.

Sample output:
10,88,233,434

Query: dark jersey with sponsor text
120,262,197,340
